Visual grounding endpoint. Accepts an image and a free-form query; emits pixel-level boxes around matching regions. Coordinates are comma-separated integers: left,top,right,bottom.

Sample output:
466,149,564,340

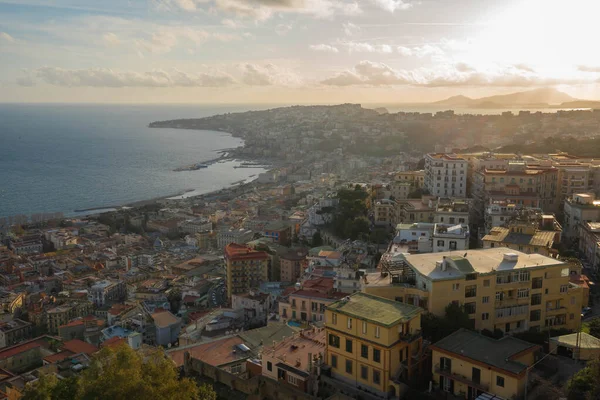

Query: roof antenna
463,253,467,257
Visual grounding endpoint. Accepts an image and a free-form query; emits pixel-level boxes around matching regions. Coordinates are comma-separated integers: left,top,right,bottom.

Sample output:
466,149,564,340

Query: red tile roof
43,350,75,364
100,337,126,349
168,336,247,367
224,243,269,261
62,339,98,355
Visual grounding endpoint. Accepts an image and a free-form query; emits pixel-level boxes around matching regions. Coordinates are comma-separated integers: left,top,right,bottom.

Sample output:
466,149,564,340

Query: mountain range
429,88,600,109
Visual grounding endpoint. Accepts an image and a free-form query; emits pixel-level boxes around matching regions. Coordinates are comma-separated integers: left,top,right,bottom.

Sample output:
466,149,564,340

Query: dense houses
1,148,600,399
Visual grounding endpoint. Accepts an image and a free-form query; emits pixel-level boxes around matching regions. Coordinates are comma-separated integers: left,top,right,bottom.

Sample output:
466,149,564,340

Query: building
431,328,539,399
393,223,469,254
373,199,398,227
424,153,468,198
47,303,94,335
225,243,269,299
563,193,600,241
264,221,292,245
484,201,544,235
579,222,600,271
231,291,272,327
8,235,43,255
151,311,181,346
88,280,126,307
433,198,470,226
388,181,413,201
57,316,104,345
431,224,470,253
0,320,32,348
394,170,425,189
369,248,583,334
217,228,255,250
261,328,325,395
550,332,600,361
397,196,436,224
325,292,423,398
280,249,308,283
279,289,345,324
178,218,212,234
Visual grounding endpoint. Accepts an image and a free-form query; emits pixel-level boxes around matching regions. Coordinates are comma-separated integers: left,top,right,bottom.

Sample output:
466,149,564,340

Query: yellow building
367,248,583,334
431,328,540,399
325,292,423,398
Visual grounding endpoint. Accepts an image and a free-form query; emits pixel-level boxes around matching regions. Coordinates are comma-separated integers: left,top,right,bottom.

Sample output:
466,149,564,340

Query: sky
2,0,600,103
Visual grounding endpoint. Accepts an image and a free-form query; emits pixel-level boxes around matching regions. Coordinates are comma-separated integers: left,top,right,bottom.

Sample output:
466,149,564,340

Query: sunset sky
1,0,600,103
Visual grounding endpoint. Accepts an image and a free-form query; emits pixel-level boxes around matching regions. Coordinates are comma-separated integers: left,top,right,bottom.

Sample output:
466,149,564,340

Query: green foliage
167,288,182,314
421,303,474,343
568,357,600,400
331,188,370,240
311,231,324,247
407,188,429,199
22,345,211,400
587,318,600,339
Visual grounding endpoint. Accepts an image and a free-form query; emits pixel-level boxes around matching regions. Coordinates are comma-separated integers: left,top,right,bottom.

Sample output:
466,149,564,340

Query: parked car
582,307,592,318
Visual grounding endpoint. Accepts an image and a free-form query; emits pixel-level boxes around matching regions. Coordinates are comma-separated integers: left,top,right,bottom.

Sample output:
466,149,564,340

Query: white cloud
102,32,121,47
22,67,236,87
578,65,600,73
370,0,412,12
134,27,237,54
343,41,394,54
275,23,293,35
322,61,593,87
0,32,15,42
342,22,360,36
309,44,339,53
397,46,412,56
221,18,243,28
239,63,302,86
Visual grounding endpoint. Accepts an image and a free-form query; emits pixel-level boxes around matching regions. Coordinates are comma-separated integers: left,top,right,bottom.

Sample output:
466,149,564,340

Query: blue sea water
0,103,274,218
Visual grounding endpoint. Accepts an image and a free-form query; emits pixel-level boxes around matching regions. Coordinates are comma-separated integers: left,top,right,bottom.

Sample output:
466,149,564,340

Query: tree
22,345,211,400
167,288,182,314
568,357,600,400
587,318,600,339
311,231,324,247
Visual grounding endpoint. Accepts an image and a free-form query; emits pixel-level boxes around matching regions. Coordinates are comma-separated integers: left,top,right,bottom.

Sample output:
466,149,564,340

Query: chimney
442,256,447,272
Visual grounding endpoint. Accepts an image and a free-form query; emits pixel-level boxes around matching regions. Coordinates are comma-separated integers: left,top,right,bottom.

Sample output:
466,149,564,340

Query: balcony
495,297,530,308
546,307,567,316
399,330,422,343
434,364,490,392
495,280,531,288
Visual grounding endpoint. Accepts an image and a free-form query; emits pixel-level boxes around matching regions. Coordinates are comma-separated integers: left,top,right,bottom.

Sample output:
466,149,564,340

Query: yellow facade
366,250,583,334
324,293,423,397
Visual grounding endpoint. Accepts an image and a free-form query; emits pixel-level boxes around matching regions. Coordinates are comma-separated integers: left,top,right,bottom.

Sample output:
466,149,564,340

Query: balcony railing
434,364,490,392
495,297,530,308
399,330,421,343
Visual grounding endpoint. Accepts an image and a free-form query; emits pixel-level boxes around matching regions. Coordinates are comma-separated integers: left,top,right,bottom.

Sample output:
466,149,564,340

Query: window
361,365,368,380
483,279,490,287
482,296,490,304
452,283,460,291
465,285,477,298
328,334,340,348
571,296,576,305
362,321,367,334
375,326,380,338
437,240,445,247
531,293,542,306
331,354,337,368
267,361,272,371
332,313,337,325
517,288,529,298
373,370,381,385
345,360,353,374
496,376,505,387
288,375,298,385
345,339,353,353
464,302,476,314
532,277,543,289
373,348,381,363
530,309,541,322
482,312,489,321
560,284,568,293
496,291,503,301
361,344,368,359
449,241,457,250
347,318,352,329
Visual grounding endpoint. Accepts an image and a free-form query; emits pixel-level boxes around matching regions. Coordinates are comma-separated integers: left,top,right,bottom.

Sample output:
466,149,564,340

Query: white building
217,228,254,250
563,193,600,241
424,153,468,198
179,218,212,234
433,198,470,226
307,197,339,226
88,280,127,307
432,224,470,253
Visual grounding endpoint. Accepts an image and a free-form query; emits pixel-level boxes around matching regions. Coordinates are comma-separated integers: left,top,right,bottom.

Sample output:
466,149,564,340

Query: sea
0,102,581,220
0,103,279,219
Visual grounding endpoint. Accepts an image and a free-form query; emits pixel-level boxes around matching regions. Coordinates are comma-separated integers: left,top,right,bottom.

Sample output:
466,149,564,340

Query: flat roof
400,248,564,280
327,292,421,327
432,328,538,376
550,332,600,350
482,227,556,247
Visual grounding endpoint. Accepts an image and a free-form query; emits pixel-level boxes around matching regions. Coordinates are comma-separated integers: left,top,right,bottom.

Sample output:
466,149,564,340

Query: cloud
322,61,592,87
342,21,360,36
239,63,302,86
578,65,600,73
370,0,412,12
309,44,339,53
21,67,236,87
275,23,293,35
0,32,15,42
343,41,394,54
221,18,243,28
513,63,535,73
134,27,237,54
102,32,121,47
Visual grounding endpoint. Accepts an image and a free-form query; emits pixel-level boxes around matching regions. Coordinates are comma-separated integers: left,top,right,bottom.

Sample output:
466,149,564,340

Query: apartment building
47,302,94,334
397,196,436,224
0,319,32,348
224,243,269,299
484,201,544,235
373,199,398,227
88,280,127,307
431,328,539,399
424,153,468,198
217,228,255,251
393,222,469,254
280,249,308,283
325,292,423,398
433,198,470,226
471,163,559,224
279,289,345,324
394,170,425,188
563,193,600,241
579,222,600,270
367,248,583,334
482,216,561,257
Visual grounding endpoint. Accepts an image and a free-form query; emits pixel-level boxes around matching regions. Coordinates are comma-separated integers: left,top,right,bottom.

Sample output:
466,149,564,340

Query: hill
432,88,578,108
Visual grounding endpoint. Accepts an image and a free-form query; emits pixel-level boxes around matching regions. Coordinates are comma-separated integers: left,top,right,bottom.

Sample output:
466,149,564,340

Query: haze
2,0,600,103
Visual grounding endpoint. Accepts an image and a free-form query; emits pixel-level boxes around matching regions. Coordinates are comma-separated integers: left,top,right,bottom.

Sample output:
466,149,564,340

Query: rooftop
551,332,600,350
482,227,556,247
151,311,180,328
264,328,326,376
327,292,422,327
431,328,539,376
427,153,466,161
62,339,98,356
168,336,249,367
224,243,269,261
400,248,564,280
